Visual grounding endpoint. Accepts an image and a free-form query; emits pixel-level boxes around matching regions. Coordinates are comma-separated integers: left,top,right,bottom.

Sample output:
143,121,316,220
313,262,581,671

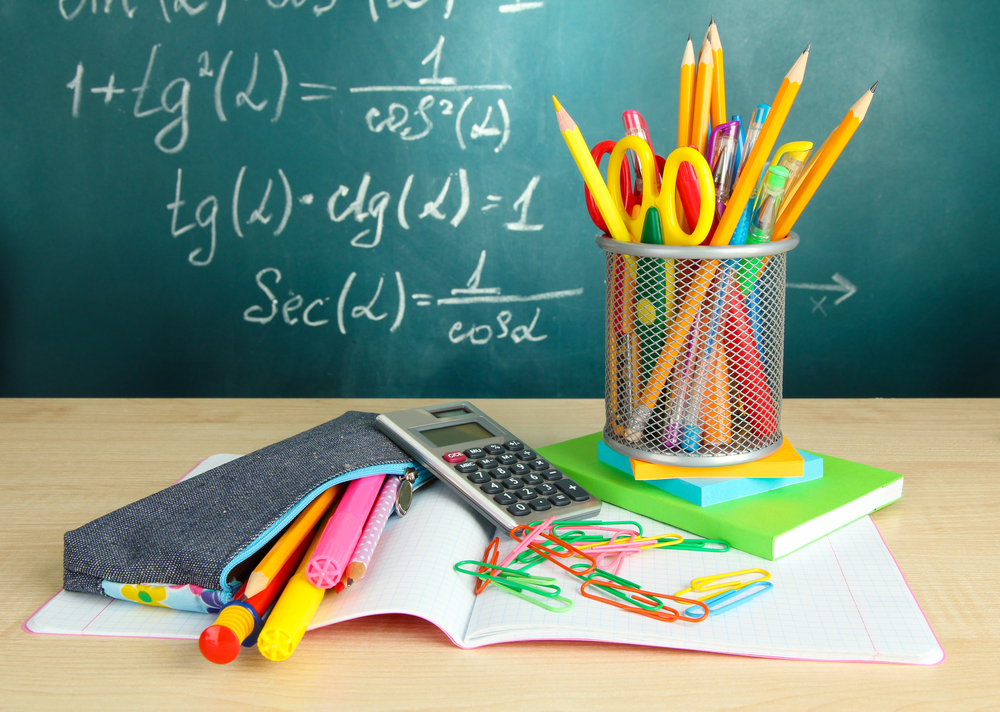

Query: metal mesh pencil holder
598,233,799,467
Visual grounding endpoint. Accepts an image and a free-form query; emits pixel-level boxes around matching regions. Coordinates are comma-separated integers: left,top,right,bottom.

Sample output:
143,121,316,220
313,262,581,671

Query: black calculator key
521,472,543,486
476,457,499,470
481,481,503,495
501,477,524,490
540,468,564,481
494,491,518,506
503,439,524,452
507,502,532,517
549,493,572,507
535,482,557,496
454,461,478,474
555,479,590,502
528,497,552,511
489,466,512,480
514,487,537,500
516,449,537,461
464,447,487,459
497,452,519,466
509,462,531,476
467,470,490,484
529,459,550,471
484,443,505,456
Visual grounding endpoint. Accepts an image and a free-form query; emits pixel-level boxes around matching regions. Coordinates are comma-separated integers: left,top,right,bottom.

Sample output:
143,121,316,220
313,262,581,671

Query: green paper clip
664,539,730,552
453,560,573,613
571,564,665,612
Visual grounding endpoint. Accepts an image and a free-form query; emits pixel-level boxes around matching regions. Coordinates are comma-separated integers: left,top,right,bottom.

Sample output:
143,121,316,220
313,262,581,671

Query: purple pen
706,120,741,219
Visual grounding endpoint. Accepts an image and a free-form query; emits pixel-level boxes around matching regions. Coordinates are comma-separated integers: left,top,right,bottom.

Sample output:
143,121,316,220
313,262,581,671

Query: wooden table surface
2,398,998,711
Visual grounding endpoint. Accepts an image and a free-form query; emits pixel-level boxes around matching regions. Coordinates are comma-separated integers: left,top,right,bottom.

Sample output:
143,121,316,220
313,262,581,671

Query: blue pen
730,114,745,175
730,165,766,246
737,104,770,179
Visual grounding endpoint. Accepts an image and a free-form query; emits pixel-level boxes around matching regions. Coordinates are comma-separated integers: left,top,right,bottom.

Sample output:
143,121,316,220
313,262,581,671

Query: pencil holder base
598,233,798,468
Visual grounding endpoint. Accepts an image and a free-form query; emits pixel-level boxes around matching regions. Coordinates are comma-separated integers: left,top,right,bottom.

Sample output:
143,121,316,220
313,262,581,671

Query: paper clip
580,578,709,623
549,520,644,539
454,560,574,613
674,568,771,600
684,580,772,618
663,538,730,552
510,526,599,577
573,566,664,612
473,537,501,594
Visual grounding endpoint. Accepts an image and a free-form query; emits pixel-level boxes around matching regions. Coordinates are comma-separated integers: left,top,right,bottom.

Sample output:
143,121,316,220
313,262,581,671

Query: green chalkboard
0,0,997,398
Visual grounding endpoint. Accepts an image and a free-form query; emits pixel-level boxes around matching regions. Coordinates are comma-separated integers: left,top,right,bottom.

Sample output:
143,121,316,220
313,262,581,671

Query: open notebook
28,457,943,665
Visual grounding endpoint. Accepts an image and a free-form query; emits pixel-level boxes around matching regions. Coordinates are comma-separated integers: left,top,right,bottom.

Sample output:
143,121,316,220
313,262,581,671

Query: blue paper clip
685,580,773,617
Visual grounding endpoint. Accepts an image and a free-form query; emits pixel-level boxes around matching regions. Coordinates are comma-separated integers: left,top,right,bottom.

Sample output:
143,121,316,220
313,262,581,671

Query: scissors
584,140,658,234
607,137,716,245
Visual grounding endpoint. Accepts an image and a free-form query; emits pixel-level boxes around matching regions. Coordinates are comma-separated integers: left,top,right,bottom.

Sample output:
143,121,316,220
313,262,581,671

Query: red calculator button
443,451,467,463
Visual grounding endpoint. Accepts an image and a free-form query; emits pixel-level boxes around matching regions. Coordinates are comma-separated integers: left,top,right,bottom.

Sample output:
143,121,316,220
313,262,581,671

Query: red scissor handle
585,140,638,233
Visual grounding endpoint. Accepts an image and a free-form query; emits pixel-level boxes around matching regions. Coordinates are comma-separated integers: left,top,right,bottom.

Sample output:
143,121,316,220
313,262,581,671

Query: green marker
640,206,664,245
739,166,790,293
636,207,666,379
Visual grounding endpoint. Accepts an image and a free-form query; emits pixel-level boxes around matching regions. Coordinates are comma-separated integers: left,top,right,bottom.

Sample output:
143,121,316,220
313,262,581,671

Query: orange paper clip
581,578,709,623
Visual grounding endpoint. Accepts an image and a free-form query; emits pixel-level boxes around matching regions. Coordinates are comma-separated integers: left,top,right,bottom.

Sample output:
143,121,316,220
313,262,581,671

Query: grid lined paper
27,463,942,664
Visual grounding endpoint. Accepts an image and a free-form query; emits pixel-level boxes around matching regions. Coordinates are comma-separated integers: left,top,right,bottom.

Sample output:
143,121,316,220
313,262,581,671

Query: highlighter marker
257,507,337,661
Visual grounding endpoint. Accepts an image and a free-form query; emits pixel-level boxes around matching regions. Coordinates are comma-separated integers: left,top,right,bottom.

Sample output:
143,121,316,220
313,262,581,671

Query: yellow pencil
774,82,877,239
710,45,810,245
553,96,632,242
244,483,343,599
708,19,727,128
678,35,696,149
690,38,714,156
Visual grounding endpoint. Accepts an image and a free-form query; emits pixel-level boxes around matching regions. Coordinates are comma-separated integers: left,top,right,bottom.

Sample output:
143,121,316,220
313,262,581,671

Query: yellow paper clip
675,568,770,600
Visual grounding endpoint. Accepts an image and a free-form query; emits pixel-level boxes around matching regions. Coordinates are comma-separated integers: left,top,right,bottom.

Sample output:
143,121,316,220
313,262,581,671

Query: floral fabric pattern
101,581,231,613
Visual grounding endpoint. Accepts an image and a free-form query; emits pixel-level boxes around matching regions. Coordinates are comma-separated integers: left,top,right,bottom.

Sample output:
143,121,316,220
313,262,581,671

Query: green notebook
538,433,904,561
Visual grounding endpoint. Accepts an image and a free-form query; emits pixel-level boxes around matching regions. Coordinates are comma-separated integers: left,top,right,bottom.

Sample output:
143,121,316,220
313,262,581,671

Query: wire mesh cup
598,233,799,467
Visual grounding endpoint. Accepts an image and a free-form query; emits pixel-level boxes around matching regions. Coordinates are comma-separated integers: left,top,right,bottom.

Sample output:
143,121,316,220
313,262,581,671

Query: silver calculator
375,402,601,532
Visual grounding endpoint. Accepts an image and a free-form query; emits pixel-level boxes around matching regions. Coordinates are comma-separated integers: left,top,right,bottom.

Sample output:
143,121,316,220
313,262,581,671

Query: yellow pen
257,507,336,661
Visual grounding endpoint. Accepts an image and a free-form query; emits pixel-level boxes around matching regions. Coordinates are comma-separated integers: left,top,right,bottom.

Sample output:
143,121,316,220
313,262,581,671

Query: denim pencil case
63,411,426,613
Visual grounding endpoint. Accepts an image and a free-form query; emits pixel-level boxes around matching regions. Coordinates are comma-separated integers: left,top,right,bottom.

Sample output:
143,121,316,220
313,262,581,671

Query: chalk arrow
786,273,857,305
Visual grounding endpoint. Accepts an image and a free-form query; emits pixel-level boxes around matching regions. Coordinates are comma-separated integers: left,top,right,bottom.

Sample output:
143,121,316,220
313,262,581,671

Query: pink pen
622,110,660,192
306,475,387,589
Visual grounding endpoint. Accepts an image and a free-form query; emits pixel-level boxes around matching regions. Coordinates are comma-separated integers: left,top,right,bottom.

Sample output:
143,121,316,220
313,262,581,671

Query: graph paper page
463,503,942,664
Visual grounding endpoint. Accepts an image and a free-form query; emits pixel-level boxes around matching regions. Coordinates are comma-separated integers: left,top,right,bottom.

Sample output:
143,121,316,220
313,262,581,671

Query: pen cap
769,141,813,190
749,166,790,242
751,104,770,126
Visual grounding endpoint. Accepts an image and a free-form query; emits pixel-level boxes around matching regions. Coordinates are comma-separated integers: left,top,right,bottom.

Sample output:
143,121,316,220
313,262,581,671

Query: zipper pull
394,467,417,517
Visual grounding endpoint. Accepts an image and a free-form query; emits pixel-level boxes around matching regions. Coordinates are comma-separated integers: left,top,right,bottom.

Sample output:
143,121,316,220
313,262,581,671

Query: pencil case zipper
218,462,429,595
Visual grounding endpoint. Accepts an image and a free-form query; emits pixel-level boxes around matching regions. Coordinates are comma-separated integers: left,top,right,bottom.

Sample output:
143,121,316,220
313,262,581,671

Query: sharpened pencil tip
870,81,879,93
803,42,812,54
552,95,562,112
710,15,715,25
688,33,692,41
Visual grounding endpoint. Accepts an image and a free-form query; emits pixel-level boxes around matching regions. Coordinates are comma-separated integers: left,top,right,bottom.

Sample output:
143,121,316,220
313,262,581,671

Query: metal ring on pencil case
594,231,799,258
603,433,784,468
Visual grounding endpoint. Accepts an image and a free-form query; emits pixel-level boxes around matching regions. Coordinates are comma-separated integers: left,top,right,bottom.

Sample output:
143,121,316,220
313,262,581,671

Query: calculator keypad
452,440,592,517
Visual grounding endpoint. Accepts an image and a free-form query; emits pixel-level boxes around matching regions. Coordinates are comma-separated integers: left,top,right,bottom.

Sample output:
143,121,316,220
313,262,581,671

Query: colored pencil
690,38,715,156
710,45,810,245
678,35,696,149
774,82,877,239
708,19,727,128
553,95,632,242
244,483,343,599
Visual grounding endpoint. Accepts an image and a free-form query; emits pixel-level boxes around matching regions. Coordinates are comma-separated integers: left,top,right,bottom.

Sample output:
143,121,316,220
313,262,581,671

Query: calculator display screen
421,421,493,448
